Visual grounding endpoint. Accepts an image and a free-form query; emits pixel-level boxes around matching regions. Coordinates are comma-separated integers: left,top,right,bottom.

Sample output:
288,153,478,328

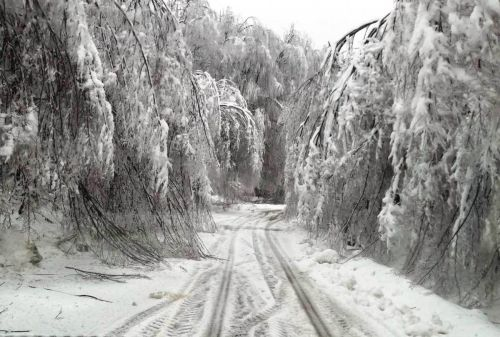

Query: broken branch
65,266,150,282
27,285,112,303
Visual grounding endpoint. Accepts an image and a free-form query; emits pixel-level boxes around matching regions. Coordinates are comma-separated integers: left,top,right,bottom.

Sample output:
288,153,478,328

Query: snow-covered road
2,204,499,336
109,205,381,337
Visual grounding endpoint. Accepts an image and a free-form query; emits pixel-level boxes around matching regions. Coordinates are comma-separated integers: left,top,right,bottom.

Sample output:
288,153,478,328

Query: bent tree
285,0,500,305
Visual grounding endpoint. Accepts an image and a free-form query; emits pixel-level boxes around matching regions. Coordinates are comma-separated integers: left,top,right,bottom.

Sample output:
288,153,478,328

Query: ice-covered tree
178,1,320,200
0,0,220,263
194,71,264,201
285,0,500,304
379,0,500,303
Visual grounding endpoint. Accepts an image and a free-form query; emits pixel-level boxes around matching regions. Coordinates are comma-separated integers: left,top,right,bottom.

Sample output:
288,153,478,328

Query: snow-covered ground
1,203,499,336
282,233,500,337
0,235,204,335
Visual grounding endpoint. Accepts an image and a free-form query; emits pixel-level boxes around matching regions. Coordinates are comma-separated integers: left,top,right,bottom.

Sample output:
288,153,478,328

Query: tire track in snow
109,208,377,337
203,211,272,337
237,225,307,337
225,271,284,337
162,216,248,337
263,220,376,337
155,267,218,336
160,212,268,337
107,213,250,337
106,265,214,337
203,231,237,337
264,229,335,337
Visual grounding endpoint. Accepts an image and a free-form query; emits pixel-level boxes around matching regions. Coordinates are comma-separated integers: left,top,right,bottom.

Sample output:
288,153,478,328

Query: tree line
0,0,316,263
2,0,498,306
285,0,500,306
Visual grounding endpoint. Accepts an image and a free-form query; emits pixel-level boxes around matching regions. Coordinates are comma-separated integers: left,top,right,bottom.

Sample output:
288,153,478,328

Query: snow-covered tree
380,0,500,304
178,1,320,200
194,72,264,201
0,0,219,263
285,0,500,304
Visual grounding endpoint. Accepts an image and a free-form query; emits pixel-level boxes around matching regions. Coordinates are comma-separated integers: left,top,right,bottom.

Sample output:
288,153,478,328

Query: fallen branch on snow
55,308,62,320
339,238,380,265
27,285,112,303
65,266,150,283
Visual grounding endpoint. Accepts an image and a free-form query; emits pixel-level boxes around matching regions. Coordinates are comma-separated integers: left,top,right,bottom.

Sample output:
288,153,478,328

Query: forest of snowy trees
0,0,317,263
285,0,500,305
1,0,499,307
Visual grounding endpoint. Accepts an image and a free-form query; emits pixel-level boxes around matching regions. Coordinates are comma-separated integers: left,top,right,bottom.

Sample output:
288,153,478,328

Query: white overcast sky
207,0,394,47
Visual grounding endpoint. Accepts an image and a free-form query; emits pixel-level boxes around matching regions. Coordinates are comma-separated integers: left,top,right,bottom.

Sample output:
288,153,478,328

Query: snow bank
284,238,500,337
311,249,340,264
0,254,203,335
0,215,206,336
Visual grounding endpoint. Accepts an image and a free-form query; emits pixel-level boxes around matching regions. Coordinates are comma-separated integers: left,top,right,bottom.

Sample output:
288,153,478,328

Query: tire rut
155,268,218,337
106,266,213,337
164,214,254,337
109,209,385,337
203,226,239,337
264,224,375,337
107,213,250,337
225,272,281,337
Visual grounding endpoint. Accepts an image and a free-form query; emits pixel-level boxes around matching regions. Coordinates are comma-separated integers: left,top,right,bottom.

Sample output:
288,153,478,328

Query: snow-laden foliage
0,0,220,263
176,0,321,200
194,71,264,200
3,0,498,308
286,0,500,304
